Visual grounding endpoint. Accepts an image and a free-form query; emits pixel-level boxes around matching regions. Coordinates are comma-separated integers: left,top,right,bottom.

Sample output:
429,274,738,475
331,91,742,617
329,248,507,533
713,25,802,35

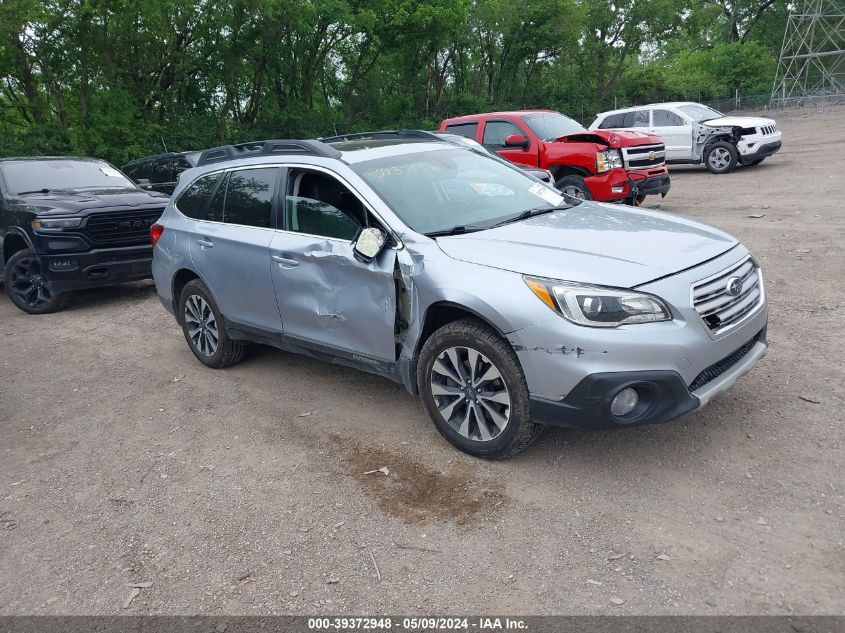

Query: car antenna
161,137,168,153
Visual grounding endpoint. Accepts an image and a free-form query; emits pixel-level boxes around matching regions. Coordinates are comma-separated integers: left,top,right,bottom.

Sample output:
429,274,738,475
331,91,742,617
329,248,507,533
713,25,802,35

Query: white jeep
589,102,782,174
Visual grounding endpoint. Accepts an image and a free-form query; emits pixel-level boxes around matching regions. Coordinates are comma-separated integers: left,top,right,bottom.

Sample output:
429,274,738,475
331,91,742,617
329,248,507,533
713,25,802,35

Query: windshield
352,147,567,235
3,160,135,195
521,112,585,140
677,104,723,122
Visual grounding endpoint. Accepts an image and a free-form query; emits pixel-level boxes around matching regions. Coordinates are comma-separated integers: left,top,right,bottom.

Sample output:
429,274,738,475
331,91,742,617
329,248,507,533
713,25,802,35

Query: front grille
622,143,666,169
84,208,163,246
688,331,761,392
759,124,779,135
692,257,764,336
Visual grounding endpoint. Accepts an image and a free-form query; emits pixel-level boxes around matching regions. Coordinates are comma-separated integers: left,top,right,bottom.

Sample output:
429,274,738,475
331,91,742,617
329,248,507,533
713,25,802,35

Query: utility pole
771,0,845,107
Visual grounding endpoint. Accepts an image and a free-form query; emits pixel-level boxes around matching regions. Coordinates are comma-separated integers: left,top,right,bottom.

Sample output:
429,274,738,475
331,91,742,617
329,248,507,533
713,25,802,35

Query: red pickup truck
439,110,670,204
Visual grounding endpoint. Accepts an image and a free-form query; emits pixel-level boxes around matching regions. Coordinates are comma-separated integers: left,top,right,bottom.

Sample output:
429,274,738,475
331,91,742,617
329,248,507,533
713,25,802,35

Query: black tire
704,141,738,174
3,249,67,314
178,279,247,368
417,318,543,459
554,175,593,201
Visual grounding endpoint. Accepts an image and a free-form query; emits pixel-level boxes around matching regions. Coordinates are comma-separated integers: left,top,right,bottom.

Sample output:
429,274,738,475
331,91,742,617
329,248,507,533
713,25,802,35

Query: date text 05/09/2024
307,617,528,631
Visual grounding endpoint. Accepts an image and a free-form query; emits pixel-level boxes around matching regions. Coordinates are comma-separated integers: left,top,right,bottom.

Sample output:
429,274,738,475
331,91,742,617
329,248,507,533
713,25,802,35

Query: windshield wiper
488,204,574,229
16,188,53,195
424,225,484,237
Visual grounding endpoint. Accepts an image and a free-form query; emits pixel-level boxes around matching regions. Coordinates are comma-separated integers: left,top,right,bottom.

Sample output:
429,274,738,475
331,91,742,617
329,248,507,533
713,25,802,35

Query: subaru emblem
726,276,743,296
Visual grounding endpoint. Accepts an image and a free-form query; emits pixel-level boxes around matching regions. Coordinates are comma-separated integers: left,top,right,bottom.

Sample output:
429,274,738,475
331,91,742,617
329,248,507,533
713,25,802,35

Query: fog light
610,387,639,417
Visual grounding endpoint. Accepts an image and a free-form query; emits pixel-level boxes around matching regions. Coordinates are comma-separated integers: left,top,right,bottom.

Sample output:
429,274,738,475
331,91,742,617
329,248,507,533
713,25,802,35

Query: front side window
482,121,523,148
175,173,222,220
3,160,135,194
652,109,685,126
223,168,277,228
352,147,571,235
285,170,364,240
150,159,172,184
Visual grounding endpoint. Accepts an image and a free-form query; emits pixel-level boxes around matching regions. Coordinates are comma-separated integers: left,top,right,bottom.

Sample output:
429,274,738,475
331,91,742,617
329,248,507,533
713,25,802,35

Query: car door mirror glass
353,227,387,263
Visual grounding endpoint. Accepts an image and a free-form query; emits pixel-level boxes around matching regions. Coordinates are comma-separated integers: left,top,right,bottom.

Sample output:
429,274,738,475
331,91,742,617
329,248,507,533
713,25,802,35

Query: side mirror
504,134,530,149
136,178,152,189
353,227,387,263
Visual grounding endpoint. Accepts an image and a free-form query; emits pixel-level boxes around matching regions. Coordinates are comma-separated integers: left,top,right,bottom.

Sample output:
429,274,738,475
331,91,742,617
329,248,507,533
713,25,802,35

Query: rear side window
622,110,650,128
482,121,523,148
598,113,625,129
123,162,149,180
222,168,277,228
445,123,478,139
652,109,685,126
176,173,221,219
173,156,194,177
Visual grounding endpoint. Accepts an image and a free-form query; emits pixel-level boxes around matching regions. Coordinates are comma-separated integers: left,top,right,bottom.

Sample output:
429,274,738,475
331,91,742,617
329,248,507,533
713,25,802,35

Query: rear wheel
417,318,542,459
704,141,738,174
554,175,593,200
3,249,66,314
178,279,247,368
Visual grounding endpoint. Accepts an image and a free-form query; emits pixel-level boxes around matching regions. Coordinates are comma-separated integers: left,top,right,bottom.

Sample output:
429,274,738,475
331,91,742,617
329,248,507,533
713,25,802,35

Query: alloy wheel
560,185,587,199
184,294,219,357
9,257,54,309
709,147,731,171
429,346,511,442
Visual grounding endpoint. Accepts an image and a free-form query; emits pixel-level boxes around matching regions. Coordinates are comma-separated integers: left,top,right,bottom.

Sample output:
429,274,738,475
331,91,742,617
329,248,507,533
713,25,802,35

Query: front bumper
509,248,769,430
40,245,153,293
738,140,782,165
630,173,671,198
529,327,767,429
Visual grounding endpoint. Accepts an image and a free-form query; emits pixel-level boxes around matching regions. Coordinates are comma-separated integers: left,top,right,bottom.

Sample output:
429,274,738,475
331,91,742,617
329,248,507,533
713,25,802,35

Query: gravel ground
0,106,843,616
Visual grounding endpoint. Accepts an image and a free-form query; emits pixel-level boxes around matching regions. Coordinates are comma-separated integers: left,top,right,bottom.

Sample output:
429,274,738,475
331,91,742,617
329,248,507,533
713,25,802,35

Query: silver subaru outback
150,137,768,458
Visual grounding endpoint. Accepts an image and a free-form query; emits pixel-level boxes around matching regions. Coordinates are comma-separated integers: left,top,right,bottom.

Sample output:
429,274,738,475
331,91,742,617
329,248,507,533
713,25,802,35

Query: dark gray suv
151,139,767,458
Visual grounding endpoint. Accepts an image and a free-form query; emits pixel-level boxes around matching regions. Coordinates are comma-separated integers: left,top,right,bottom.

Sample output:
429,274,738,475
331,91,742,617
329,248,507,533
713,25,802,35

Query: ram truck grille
621,144,666,169
692,257,764,337
83,208,164,246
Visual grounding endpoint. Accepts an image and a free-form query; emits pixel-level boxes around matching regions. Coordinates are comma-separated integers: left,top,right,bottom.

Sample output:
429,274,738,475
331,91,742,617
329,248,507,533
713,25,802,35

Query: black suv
0,157,168,314
122,151,200,195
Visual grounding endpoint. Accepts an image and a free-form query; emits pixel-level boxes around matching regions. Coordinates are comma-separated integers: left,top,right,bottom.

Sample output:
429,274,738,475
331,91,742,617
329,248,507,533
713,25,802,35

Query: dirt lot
1,107,843,616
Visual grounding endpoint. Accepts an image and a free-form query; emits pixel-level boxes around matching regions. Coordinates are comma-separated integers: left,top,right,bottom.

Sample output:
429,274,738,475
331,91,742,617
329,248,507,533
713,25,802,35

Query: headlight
524,277,672,327
596,149,623,173
32,217,82,231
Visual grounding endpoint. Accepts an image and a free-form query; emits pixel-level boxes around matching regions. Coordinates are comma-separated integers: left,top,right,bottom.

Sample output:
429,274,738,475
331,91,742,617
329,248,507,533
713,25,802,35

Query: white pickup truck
589,102,782,174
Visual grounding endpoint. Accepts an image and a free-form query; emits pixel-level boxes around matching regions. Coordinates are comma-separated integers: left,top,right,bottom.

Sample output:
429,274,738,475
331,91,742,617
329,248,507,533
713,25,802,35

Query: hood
703,116,775,128
554,129,663,148
14,188,167,216
435,203,738,288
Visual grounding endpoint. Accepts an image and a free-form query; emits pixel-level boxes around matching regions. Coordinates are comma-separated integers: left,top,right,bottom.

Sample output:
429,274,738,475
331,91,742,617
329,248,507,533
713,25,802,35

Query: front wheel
554,175,593,201
3,249,66,314
178,279,247,368
417,318,542,459
704,141,738,174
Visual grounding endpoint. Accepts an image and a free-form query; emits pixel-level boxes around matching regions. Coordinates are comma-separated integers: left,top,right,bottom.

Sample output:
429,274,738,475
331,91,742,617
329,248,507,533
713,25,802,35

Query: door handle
196,239,214,249
272,255,299,268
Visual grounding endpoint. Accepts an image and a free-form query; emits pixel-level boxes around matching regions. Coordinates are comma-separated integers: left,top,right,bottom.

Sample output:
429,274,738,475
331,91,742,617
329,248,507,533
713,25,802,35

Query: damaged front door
269,167,398,363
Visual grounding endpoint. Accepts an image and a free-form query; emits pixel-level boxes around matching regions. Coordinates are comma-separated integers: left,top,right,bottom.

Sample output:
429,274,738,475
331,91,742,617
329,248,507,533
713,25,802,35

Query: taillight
150,223,164,247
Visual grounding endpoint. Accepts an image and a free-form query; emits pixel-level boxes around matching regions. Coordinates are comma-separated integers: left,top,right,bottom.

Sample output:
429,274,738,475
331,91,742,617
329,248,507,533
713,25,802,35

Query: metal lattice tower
771,0,845,105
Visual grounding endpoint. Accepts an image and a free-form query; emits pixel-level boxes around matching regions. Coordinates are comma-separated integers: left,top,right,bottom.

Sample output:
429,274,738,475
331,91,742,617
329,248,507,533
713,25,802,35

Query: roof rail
197,139,341,167
320,130,441,144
